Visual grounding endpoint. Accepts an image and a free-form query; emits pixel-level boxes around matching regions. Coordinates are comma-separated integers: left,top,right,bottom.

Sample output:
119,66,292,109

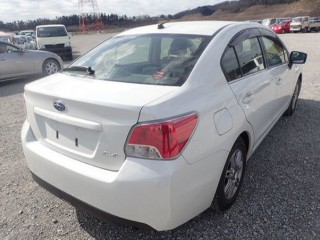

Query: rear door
221,29,279,145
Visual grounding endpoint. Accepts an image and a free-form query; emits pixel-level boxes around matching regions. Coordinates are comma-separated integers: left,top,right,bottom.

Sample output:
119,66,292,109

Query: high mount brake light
125,113,198,160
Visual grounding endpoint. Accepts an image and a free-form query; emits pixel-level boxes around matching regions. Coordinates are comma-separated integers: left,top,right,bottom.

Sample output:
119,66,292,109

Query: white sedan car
21,21,307,231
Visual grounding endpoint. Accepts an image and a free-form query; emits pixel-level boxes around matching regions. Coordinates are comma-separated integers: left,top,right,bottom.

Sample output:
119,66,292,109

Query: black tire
42,59,60,76
213,137,247,211
284,80,301,116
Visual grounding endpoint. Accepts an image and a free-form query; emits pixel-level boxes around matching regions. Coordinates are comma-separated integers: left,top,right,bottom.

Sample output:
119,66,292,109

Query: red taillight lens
126,113,198,159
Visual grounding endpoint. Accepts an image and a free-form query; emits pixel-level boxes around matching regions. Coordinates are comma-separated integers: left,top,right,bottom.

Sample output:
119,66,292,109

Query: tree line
0,13,161,32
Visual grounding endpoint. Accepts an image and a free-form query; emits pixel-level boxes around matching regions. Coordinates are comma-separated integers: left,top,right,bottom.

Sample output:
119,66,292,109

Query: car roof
117,21,239,36
36,24,66,28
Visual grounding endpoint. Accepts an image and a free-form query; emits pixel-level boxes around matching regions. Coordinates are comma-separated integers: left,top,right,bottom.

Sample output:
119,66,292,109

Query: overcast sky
0,0,224,23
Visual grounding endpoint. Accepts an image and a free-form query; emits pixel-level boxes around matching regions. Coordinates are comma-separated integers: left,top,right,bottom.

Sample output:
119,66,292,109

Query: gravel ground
0,32,319,240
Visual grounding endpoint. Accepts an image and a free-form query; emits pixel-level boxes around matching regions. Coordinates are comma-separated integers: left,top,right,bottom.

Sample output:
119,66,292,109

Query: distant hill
172,1,320,21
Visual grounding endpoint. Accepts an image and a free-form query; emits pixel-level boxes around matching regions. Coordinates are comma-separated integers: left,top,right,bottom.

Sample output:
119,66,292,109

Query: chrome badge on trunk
53,100,66,111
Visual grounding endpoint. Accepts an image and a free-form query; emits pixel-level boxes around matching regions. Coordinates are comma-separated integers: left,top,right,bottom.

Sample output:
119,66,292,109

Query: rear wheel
42,59,60,76
213,137,247,211
284,80,301,116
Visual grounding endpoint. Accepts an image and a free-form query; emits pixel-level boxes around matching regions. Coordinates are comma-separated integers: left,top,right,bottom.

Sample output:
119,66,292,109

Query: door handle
243,93,254,104
274,77,282,85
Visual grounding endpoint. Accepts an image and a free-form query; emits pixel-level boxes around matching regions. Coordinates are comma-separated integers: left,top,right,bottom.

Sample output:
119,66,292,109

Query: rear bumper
290,27,302,32
31,172,152,229
21,120,220,231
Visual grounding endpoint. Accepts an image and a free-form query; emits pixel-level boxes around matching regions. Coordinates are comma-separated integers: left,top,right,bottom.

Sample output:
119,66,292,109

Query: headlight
38,44,45,49
64,42,71,47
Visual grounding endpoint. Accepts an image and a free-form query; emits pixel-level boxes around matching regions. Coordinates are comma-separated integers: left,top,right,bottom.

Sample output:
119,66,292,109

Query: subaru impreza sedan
21,21,307,231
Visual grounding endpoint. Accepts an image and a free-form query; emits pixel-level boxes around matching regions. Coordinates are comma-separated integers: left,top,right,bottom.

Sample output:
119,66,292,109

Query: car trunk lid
24,73,176,171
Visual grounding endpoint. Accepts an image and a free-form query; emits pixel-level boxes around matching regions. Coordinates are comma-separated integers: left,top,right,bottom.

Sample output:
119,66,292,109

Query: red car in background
272,20,291,33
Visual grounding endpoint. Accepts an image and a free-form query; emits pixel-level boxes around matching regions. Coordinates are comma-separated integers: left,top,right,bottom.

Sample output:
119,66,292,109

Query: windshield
279,21,288,25
13,37,23,44
37,26,67,37
292,18,302,23
66,34,211,86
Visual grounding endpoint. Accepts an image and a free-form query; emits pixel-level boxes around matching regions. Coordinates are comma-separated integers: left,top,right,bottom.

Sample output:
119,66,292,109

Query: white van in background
36,24,73,60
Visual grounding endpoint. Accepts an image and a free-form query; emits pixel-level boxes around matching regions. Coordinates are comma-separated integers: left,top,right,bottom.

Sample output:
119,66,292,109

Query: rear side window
221,47,241,81
221,36,265,81
261,36,287,67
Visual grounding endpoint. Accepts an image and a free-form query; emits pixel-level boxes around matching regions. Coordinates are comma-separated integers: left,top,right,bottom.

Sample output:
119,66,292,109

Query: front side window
65,34,210,86
0,42,19,53
235,37,265,76
261,36,287,67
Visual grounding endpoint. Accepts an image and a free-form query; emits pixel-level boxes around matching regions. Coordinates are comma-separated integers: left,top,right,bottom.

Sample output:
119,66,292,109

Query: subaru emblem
53,100,66,111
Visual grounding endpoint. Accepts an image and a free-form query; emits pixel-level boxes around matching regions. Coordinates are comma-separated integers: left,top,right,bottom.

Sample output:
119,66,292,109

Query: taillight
125,113,198,160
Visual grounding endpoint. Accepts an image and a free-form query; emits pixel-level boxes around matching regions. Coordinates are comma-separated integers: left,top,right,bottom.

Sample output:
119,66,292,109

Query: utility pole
78,0,104,32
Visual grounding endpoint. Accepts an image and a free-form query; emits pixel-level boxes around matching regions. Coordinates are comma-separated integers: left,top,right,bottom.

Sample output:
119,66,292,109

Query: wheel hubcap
224,149,244,200
46,62,58,75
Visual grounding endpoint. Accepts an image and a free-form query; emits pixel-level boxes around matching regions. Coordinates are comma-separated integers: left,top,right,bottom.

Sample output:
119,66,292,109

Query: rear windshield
37,26,67,37
66,34,211,86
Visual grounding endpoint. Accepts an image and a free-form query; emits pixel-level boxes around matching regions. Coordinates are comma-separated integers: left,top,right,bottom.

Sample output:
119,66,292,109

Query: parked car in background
262,17,291,28
0,41,63,81
248,19,263,24
19,35,30,49
309,17,320,32
262,18,277,28
291,16,309,32
21,21,307,231
20,29,36,39
289,16,320,32
272,19,292,33
12,35,26,49
27,35,36,49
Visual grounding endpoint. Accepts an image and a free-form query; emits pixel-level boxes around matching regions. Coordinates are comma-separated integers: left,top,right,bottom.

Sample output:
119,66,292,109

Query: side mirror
289,51,307,64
